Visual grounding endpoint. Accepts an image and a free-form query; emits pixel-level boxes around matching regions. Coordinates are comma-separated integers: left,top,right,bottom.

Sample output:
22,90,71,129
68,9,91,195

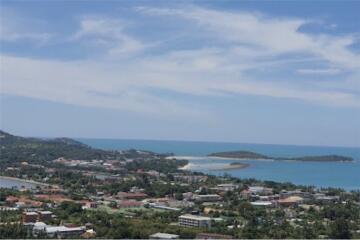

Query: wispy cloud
71,16,146,57
1,5,360,120
296,68,341,75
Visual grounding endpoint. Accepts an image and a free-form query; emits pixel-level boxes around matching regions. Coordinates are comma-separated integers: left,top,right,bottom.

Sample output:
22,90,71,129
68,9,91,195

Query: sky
0,0,359,147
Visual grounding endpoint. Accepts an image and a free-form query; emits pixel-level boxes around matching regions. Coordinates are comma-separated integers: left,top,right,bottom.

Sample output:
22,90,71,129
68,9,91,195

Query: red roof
6,196,19,202
118,200,143,208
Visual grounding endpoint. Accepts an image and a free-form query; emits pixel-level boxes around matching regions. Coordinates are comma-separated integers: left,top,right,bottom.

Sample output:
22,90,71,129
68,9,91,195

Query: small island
209,150,353,162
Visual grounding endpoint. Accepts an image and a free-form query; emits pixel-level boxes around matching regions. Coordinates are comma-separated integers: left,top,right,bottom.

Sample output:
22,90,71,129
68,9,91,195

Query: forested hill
0,130,163,164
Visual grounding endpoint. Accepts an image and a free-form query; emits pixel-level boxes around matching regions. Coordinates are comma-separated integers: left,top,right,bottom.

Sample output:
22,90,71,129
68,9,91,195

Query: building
277,196,304,207
22,212,38,223
178,214,212,228
250,201,274,207
117,192,148,200
248,186,273,195
149,232,180,239
32,222,86,238
194,194,222,202
38,211,52,222
148,203,180,211
196,233,233,239
216,184,239,192
117,200,143,208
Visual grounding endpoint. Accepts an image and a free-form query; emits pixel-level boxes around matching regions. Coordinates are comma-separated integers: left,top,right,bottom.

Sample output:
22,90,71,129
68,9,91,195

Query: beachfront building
178,214,212,228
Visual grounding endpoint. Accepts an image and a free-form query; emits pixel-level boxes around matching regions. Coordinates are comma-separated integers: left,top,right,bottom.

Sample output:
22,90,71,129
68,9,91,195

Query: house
5,196,19,204
117,192,148,200
278,196,304,207
314,194,340,203
248,186,273,195
117,200,143,208
193,194,222,202
178,214,212,228
79,200,98,209
216,184,239,192
149,233,180,239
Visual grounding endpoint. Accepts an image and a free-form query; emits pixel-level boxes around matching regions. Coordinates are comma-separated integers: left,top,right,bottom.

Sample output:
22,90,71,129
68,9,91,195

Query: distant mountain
209,150,353,162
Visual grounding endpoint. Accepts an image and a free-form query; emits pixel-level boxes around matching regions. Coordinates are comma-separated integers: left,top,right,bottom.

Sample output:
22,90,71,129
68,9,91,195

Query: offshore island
208,150,353,162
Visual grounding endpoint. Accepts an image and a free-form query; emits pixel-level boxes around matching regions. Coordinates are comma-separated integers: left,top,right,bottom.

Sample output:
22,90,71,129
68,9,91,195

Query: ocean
79,139,360,190
0,177,38,189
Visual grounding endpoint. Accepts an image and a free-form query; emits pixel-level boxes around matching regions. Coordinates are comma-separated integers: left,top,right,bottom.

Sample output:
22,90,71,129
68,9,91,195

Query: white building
149,232,179,239
32,222,85,238
250,201,274,207
178,214,212,228
216,183,239,191
193,194,222,202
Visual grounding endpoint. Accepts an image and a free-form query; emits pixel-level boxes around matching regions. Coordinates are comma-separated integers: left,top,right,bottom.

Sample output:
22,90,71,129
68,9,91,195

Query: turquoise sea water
79,139,360,190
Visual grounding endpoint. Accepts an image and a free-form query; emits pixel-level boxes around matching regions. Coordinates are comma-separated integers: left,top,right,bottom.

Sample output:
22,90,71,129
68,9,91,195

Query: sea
79,139,360,191
0,177,38,189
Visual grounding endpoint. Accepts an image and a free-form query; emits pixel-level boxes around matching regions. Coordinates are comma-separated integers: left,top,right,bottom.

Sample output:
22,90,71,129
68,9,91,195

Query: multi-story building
178,214,212,228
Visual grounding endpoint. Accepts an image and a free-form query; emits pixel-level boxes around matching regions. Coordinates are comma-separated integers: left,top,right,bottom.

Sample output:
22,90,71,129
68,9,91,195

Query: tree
329,218,351,239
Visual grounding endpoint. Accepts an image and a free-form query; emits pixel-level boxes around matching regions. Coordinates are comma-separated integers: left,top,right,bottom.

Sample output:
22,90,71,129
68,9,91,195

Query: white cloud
1,5,360,118
71,17,146,57
296,68,342,75
138,6,360,69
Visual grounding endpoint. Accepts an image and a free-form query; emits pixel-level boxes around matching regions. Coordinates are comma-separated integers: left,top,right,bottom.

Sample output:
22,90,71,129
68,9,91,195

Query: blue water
79,139,360,190
0,177,38,189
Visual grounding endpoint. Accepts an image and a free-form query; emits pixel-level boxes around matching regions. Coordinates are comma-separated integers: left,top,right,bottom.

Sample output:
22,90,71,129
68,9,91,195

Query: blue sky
0,1,359,147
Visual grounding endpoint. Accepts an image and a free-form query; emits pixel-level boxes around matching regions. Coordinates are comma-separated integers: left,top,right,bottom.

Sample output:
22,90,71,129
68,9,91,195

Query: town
0,131,360,239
